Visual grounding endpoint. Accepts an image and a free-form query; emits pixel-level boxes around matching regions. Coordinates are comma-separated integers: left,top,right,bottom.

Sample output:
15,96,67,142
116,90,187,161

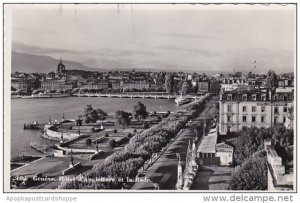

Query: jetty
30,143,50,154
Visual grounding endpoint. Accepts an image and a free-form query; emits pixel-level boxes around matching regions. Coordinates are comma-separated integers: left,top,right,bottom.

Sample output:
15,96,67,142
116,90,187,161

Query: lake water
11,97,179,158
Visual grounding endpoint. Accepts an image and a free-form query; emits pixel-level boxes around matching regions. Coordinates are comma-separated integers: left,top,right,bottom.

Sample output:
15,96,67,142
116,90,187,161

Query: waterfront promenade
131,99,217,190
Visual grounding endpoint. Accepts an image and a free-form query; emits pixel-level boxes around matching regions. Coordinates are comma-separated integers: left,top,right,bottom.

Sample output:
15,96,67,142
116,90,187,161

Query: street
131,98,218,190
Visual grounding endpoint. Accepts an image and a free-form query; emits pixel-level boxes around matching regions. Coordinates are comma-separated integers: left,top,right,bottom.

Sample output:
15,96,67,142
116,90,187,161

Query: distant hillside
11,51,95,73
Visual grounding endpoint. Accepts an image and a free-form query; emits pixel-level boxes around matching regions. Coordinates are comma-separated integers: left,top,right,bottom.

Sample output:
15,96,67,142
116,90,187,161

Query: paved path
131,100,217,190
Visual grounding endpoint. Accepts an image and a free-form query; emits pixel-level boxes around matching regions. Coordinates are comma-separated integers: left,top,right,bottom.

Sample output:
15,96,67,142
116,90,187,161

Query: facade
150,81,165,91
109,80,121,90
121,80,151,91
215,143,234,165
219,89,294,135
198,81,221,95
81,81,109,90
11,79,32,91
198,81,209,94
278,79,294,88
41,79,73,90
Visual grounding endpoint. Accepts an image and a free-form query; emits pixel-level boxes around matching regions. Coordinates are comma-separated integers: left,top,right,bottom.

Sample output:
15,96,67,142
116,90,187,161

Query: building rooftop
197,129,218,154
220,88,294,102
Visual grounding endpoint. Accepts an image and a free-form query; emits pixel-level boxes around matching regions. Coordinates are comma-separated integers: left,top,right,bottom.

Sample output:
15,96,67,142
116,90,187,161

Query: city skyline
10,4,295,73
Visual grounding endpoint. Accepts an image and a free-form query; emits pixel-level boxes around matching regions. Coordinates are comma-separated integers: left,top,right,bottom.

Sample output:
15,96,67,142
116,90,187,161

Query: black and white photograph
3,3,296,192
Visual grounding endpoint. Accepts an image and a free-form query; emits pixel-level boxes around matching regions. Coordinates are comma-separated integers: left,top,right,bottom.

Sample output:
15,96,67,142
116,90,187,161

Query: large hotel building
219,88,294,135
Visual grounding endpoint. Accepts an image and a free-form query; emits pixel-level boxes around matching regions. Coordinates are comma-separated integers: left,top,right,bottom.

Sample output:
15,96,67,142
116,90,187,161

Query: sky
9,4,296,73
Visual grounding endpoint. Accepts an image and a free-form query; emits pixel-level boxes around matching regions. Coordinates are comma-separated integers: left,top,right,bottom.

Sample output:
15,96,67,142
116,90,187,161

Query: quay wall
43,125,79,141
56,145,97,154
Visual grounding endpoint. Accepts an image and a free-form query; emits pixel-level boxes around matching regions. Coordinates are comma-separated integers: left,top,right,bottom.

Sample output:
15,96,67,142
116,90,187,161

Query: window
283,106,287,113
242,94,247,101
252,116,256,122
227,116,232,122
261,116,265,123
243,116,247,122
227,104,232,112
227,95,232,101
261,94,266,101
252,106,256,112
252,94,257,101
274,107,279,114
242,106,247,112
284,96,288,101
261,106,265,113
283,116,286,123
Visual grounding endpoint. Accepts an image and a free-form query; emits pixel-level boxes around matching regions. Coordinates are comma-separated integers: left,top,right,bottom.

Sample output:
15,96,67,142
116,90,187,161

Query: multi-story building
81,81,109,90
121,80,151,91
41,79,73,90
278,79,294,88
11,79,33,91
109,80,121,91
219,89,294,135
198,80,221,95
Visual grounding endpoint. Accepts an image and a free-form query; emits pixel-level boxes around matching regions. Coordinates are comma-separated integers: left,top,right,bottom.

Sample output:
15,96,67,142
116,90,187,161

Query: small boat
175,95,192,106
24,121,40,130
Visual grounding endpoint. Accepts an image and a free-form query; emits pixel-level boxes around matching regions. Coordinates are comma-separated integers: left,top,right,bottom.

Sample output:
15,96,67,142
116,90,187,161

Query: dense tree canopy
228,150,267,190
265,69,278,89
180,81,191,95
228,125,293,165
165,74,174,94
83,104,107,123
133,102,148,120
115,110,131,128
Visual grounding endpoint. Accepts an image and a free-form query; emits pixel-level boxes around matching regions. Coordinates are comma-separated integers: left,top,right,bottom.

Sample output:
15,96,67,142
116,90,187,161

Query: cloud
12,42,82,55
152,32,213,40
159,45,221,57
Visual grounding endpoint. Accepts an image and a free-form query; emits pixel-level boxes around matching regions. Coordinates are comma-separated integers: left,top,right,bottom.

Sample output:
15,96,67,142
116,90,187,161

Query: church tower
57,58,66,75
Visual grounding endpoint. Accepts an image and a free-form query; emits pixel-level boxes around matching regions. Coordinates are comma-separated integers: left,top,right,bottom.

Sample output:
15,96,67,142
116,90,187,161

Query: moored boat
175,95,192,106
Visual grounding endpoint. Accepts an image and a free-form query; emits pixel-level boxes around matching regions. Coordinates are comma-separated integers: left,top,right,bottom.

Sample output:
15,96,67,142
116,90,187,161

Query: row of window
226,94,289,101
227,105,288,113
227,115,286,123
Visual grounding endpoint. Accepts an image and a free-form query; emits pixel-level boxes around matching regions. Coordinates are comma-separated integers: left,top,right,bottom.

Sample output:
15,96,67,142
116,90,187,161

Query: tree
234,72,243,77
265,69,278,89
133,102,148,120
108,139,117,148
143,122,150,129
84,104,93,115
191,83,199,94
180,81,191,95
287,104,294,129
96,108,108,120
115,110,131,128
76,119,82,126
90,110,99,122
165,74,174,94
85,138,92,146
247,71,254,78
228,151,267,190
